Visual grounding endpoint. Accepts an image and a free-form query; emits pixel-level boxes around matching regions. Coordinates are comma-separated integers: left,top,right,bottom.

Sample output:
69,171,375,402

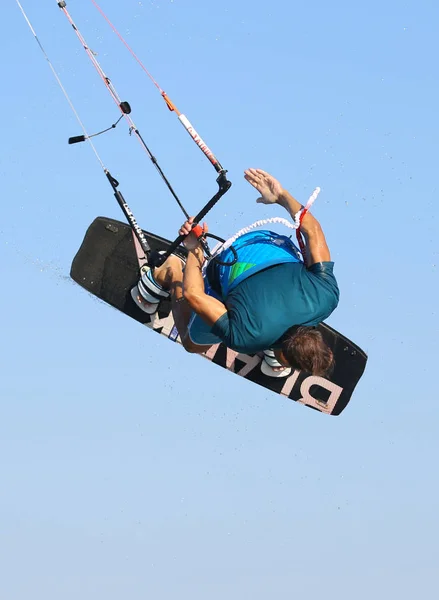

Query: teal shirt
210,261,339,354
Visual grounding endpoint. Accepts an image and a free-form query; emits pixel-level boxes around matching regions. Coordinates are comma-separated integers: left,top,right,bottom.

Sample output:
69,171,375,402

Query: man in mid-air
132,168,339,377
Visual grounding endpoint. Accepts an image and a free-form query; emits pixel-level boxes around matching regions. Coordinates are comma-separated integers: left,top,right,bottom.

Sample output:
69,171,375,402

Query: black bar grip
193,173,232,223
68,135,86,144
150,171,232,268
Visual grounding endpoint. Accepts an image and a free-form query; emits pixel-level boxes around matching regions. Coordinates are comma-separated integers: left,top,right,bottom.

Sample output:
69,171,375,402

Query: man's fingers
179,217,196,236
245,168,263,181
179,218,208,238
245,168,270,193
244,172,264,192
247,168,269,183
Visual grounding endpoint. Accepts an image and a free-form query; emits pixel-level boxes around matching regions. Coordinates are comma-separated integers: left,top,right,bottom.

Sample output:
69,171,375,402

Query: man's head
276,326,334,376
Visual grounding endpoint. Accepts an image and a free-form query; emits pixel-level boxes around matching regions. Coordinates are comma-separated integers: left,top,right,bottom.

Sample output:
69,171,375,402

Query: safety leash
211,188,321,264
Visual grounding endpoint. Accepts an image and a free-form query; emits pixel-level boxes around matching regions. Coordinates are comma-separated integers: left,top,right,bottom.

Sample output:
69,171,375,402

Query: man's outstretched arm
244,168,331,266
278,189,331,265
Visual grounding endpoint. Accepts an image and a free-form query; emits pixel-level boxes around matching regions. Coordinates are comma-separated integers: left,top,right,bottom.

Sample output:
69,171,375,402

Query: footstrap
260,349,292,379
138,266,170,302
263,349,284,368
131,252,186,315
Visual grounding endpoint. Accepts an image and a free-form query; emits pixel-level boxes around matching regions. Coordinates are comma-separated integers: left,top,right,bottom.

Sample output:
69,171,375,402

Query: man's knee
181,333,211,354
182,340,201,354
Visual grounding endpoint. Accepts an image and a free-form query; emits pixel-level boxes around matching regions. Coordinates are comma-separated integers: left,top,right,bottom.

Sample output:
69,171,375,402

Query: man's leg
152,256,213,354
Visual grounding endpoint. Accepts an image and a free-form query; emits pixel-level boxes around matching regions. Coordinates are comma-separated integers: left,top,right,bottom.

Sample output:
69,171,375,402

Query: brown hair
281,326,334,376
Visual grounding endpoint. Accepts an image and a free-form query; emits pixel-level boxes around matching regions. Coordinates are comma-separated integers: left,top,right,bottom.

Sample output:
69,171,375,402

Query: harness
207,230,302,298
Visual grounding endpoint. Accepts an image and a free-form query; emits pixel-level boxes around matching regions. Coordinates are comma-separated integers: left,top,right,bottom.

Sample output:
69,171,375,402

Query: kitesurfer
132,168,339,377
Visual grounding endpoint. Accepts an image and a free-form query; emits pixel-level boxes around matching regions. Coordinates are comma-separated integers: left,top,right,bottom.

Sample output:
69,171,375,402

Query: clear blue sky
1,1,438,598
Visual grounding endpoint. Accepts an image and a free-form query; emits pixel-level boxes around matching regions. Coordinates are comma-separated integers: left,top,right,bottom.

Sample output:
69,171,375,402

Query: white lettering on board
279,370,302,396
204,345,260,376
149,311,176,337
205,346,344,413
298,376,343,413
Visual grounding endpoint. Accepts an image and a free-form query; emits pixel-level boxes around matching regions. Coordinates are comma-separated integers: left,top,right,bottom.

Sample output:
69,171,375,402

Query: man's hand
179,217,208,251
245,167,331,266
244,168,284,204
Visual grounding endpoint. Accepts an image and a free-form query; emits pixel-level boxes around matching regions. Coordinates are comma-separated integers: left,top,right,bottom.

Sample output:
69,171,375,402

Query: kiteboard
70,216,367,416
18,1,368,415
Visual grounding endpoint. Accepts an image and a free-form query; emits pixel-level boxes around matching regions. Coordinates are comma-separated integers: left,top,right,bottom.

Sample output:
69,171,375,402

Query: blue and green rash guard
188,230,340,353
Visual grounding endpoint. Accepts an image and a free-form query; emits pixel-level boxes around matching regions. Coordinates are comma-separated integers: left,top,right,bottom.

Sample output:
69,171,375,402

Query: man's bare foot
152,254,184,290
131,254,185,315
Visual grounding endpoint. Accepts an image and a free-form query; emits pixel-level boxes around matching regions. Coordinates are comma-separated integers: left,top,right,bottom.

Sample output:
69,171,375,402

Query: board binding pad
70,217,367,416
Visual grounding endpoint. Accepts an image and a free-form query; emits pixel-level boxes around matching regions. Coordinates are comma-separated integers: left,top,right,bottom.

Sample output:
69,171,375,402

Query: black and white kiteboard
70,216,367,416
